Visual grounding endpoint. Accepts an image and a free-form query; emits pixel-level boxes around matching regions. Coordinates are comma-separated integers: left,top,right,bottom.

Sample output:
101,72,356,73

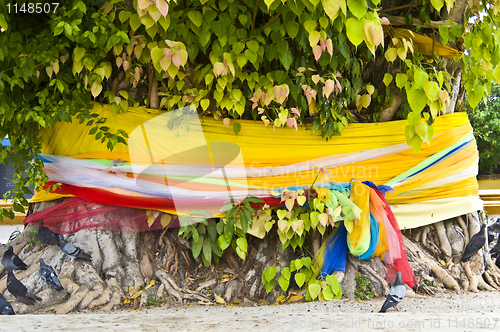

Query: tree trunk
0,200,296,314
3,198,498,314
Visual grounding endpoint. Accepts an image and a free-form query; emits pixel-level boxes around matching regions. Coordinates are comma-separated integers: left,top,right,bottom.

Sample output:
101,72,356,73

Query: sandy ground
2,292,500,331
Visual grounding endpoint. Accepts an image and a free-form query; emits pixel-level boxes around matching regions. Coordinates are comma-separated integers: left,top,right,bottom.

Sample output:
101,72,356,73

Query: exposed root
457,216,469,246
347,255,389,297
79,288,101,308
482,271,500,291
102,277,123,311
60,278,80,296
434,221,452,258
404,237,461,292
155,270,210,303
462,262,479,292
88,287,112,309
55,286,89,314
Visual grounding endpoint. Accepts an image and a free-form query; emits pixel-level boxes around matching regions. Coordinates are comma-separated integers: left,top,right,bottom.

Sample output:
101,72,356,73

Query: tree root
102,277,123,311
347,255,389,297
55,286,89,314
155,270,210,303
433,221,452,258
462,262,479,292
457,216,469,246
88,287,112,309
404,237,461,292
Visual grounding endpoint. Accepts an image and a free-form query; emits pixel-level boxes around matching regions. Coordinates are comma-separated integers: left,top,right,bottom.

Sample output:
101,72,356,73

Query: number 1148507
7,2,59,14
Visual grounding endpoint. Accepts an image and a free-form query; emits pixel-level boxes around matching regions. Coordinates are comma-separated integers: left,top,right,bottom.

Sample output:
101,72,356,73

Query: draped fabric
29,103,479,229
24,103,474,288
359,213,380,260
319,222,348,277
346,180,371,256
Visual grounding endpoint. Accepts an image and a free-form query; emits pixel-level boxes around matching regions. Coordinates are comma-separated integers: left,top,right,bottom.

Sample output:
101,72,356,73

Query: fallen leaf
276,295,286,303
287,295,304,302
214,293,226,304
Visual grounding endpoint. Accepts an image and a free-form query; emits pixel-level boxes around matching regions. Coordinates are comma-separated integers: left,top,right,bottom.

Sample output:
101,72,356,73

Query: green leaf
264,279,275,293
383,73,393,86
264,0,276,9
493,66,500,84
0,13,8,30
303,20,317,33
308,282,321,299
407,86,427,113
294,272,306,288
74,47,85,62
202,237,212,263
278,275,290,292
192,238,203,258
396,73,407,89
151,46,164,65
233,122,241,136
405,124,415,142
188,11,203,28
263,266,278,283
119,11,132,23
415,122,428,140
280,50,293,70
247,40,259,53
439,26,449,46
244,49,257,65
281,267,291,280
413,69,429,89
409,134,423,152
211,20,227,39
423,81,439,101
236,237,247,252
130,14,141,31
430,0,444,11
322,287,334,301
286,21,300,39
347,0,367,19
218,234,231,250
301,257,312,268
346,18,365,47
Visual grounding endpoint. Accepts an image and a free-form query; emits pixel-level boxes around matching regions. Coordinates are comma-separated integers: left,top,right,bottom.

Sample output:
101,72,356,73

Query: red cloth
374,189,418,288
24,197,180,233
44,182,282,212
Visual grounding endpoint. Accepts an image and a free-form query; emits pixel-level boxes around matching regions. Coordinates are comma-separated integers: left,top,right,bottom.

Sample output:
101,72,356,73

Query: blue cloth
362,180,395,196
271,181,351,198
359,212,380,260
1,137,10,147
320,222,348,277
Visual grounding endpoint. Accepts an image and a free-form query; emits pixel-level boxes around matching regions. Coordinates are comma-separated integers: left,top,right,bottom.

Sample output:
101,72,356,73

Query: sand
2,292,500,331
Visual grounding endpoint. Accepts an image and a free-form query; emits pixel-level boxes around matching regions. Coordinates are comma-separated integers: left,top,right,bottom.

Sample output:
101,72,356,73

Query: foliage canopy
469,84,500,175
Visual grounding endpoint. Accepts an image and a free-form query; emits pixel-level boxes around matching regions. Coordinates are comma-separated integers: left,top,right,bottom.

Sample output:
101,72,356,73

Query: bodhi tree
1,0,500,313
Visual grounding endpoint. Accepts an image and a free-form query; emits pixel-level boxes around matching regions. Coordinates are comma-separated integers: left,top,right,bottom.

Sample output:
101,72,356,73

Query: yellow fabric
391,196,484,230
39,103,475,196
30,191,72,203
369,188,389,258
346,181,371,256
394,28,462,58
35,103,479,230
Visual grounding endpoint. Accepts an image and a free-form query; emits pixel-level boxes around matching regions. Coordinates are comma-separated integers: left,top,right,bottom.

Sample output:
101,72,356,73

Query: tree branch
260,12,282,31
252,0,259,30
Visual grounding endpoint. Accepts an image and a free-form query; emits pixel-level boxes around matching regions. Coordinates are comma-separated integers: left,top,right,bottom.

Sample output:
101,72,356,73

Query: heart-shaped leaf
318,213,328,226
294,272,306,288
277,209,288,220
278,276,290,292
308,282,321,299
278,219,288,231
